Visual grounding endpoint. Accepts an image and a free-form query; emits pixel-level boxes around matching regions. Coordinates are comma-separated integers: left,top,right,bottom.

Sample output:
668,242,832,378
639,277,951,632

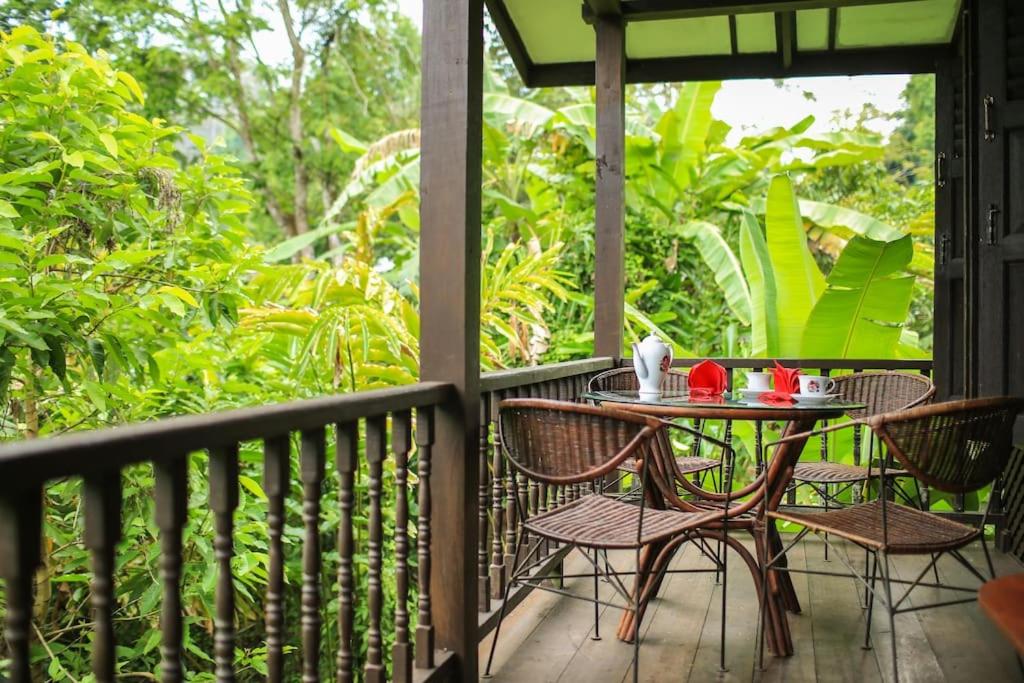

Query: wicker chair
588,368,722,490
789,372,935,526
759,397,1024,682
484,399,731,680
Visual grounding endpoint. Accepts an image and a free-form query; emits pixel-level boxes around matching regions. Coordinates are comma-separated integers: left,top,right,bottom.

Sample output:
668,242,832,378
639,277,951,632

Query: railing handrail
622,357,933,372
480,357,616,392
0,381,455,482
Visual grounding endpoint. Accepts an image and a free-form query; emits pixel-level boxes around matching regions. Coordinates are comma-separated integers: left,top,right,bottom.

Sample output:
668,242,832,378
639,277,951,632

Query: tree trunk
278,0,314,260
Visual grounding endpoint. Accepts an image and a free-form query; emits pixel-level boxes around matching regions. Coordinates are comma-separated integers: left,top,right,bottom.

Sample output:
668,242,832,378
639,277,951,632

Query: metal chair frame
786,371,936,562
483,399,737,680
755,397,1024,682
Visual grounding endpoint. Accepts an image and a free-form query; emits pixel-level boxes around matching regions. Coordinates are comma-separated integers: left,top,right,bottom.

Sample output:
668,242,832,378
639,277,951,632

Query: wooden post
419,0,483,678
594,13,626,359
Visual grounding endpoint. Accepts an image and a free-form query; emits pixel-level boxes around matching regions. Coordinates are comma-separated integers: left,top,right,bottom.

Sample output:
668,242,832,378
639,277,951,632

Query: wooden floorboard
479,536,1024,683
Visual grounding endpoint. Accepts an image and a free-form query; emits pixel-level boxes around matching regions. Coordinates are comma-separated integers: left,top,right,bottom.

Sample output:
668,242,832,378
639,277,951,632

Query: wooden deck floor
479,536,1023,682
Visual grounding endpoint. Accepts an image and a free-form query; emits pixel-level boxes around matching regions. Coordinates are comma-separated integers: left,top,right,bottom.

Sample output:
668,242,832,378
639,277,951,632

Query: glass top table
581,389,865,420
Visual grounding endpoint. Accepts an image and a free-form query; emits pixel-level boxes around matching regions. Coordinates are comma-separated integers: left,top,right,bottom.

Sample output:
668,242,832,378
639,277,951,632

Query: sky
393,0,910,142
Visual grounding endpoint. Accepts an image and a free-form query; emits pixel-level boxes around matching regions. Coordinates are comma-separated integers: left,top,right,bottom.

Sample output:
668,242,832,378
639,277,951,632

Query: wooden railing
0,382,455,683
11,355,993,682
475,358,615,629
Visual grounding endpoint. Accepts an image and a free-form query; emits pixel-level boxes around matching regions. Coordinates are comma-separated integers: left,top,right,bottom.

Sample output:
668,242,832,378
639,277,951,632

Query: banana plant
697,175,921,359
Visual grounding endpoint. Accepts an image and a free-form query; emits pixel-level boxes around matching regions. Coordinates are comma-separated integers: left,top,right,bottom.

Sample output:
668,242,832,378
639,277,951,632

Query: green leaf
329,127,367,155
483,93,555,136
88,339,105,377
739,212,779,357
239,475,267,501
44,335,65,380
156,285,198,307
0,347,14,404
678,221,751,326
764,174,825,355
61,151,84,168
0,200,20,218
797,199,903,242
98,132,119,158
655,81,721,191
801,234,915,358
117,71,145,103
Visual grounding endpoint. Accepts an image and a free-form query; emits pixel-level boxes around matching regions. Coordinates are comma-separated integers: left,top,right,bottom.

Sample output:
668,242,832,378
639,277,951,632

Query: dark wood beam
776,11,795,70
418,0,483,678
827,7,837,50
613,0,921,22
594,14,626,359
484,0,534,86
586,0,622,16
529,44,949,86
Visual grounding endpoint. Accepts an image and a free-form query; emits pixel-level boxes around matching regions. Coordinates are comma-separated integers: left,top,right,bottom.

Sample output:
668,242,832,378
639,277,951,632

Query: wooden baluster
490,391,506,601
300,429,325,683
209,445,239,683
84,470,123,683
0,486,42,683
504,390,519,577
263,436,290,683
336,421,358,682
754,421,765,476
478,397,491,612
155,457,187,683
415,408,435,670
365,416,386,682
392,410,413,683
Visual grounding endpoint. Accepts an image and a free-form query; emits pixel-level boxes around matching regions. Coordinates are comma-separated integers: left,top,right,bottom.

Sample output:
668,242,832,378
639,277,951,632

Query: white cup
798,374,836,396
746,372,771,391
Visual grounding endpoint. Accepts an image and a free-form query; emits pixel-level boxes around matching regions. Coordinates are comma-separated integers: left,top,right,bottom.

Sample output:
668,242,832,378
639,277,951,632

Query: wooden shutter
934,12,969,400
976,0,1024,415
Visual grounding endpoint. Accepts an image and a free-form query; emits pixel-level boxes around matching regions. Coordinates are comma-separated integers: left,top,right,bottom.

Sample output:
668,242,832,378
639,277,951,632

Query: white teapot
631,331,673,395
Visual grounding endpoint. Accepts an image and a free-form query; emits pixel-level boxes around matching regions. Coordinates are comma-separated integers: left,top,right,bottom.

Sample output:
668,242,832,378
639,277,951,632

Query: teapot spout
632,343,649,379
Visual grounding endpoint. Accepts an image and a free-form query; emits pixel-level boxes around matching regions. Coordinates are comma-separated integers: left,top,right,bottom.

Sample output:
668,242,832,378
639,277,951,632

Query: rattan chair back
833,371,935,419
588,367,689,393
498,398,659,485
870,397,1024,494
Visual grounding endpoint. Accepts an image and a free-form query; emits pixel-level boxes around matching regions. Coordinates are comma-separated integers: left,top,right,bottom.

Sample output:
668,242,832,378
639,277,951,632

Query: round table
583,389,865,657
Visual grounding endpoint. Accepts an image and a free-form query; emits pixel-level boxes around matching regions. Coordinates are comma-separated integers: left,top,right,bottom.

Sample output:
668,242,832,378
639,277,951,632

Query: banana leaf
679,221,751,326
765,175,825,356
655,81,721,191
739,211,779,357
801,234,915,358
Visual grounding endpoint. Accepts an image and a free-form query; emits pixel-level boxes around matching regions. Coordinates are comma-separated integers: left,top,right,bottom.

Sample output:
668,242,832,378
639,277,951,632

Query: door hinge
986,204,1000,245
983,95,996,141
935,152,947,188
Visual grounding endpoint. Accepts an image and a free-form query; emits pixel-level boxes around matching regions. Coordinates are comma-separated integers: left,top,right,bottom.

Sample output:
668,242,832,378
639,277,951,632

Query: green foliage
0,26,256,435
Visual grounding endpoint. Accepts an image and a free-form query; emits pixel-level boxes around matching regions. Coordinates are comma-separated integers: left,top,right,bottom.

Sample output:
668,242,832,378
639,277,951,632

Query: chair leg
633,544,642,683
484,531,526,678
756,528,770,672
862,552,878,650
823,484,831,562
878,552,899,682
592,548,601,640
719,531,728,673
981,534,997,580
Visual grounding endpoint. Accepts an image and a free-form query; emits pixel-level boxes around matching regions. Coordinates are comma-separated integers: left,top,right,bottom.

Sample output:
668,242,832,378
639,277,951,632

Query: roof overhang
485,0,961,87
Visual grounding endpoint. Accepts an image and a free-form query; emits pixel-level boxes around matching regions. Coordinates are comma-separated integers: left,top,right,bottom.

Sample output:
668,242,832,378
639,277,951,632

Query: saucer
793,393,839,405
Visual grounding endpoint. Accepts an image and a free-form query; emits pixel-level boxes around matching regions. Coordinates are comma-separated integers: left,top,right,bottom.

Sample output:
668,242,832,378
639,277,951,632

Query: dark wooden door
934,19,969,400
976,0,1024,412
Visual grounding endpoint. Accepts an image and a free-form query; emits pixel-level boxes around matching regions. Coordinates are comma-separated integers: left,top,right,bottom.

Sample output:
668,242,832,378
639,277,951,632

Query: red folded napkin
758,391,796,406
688,360,727,399
772,360,801,394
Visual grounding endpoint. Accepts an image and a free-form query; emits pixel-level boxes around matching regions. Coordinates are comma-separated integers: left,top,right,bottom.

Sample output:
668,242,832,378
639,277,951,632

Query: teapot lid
640,330,666,345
